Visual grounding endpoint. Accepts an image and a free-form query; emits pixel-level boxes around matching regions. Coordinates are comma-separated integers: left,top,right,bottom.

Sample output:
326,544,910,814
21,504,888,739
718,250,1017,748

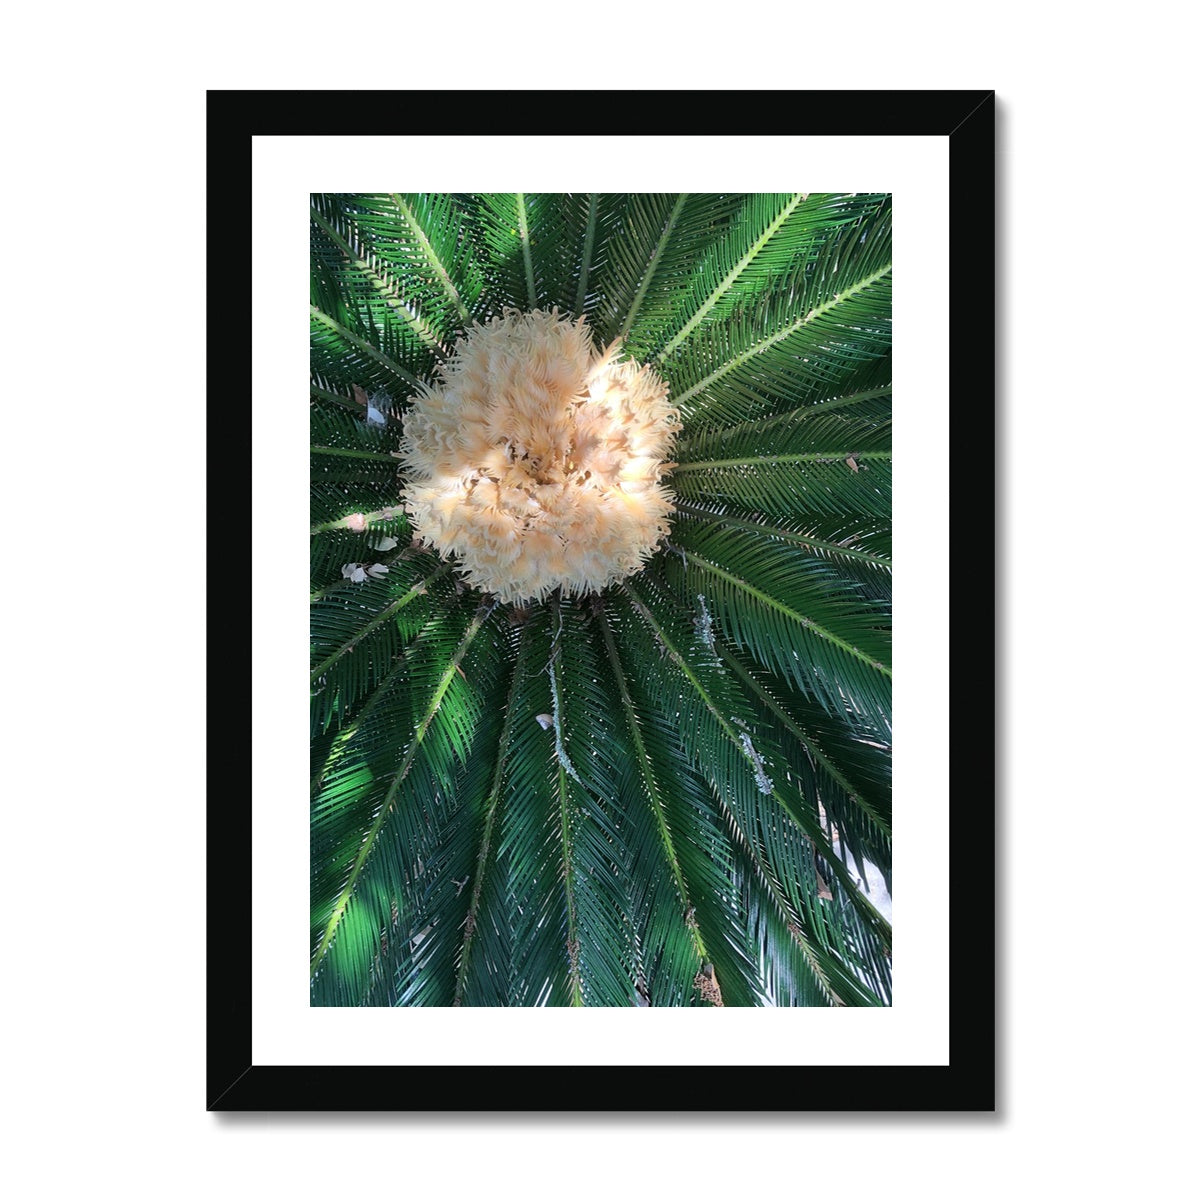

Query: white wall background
1,3,1193,1197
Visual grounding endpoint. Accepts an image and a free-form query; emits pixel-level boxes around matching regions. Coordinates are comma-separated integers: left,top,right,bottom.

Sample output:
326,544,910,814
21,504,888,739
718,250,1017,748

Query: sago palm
310,192,892,1006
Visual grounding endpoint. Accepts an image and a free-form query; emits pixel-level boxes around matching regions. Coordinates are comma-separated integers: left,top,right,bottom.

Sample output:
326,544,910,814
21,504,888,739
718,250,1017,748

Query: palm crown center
398,308,680,604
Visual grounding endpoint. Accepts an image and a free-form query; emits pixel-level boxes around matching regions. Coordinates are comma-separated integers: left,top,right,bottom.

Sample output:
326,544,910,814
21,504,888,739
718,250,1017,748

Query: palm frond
658,522,891,734
649,192,886,364
370,616,513,1007
716,640,892,890
317,193,484,337
311,200,447,362
602,592,761,1005
617,576,889,1004
671,445,892,523
675,352,892,453
664,199,892,425
309,559,453,734
453,619,536,1007
672,503,890,604
548,597,644,1006
310,601,496,1006
590,194,746,351
493,604,573,1005
309,299,426,396
595,608,708,1005
461,192,604,317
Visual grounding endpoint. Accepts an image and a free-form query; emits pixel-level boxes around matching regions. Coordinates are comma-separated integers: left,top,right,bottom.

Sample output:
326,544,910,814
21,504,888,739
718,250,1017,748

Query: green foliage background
310,193,892,1006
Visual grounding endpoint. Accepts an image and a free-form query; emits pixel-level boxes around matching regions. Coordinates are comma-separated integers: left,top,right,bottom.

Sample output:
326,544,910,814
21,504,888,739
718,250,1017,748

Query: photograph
309,192,894,1008
9,7,1193,1188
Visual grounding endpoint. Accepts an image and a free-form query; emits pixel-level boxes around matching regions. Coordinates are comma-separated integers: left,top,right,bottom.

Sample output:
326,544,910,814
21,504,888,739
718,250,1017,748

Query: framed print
213,89,994,1111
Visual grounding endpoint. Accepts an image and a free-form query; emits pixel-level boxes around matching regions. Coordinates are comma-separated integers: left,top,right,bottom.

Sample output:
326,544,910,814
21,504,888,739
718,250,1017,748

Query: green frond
547,598,640,1006
677,397,891,467
309,300,425,395
310,600,499,1006
308,392,413,588
572,193,602,318
648,192,887,365
671,448,892,523
479,192,620,321
453,621,536,1007
460,193,604,317
370,617,514,1007
716,640,892,891
590,194,747,352
309,396,397,459
492,605,573,1005
316,193,484,337
672,503,891,602
595,608,707,1005
659,521,891,733
311,201,446,363
309,560,454,734
616,576,889,1005
664,200,892,425
675,352,892,453
603,591,761,1005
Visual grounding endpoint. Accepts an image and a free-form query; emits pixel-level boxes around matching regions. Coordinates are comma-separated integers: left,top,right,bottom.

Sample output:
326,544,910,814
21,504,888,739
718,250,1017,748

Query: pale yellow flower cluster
399,309,680,604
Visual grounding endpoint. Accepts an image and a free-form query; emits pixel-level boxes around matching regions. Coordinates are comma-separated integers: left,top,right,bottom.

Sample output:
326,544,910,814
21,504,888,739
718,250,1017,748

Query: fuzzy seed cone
399,309,681,603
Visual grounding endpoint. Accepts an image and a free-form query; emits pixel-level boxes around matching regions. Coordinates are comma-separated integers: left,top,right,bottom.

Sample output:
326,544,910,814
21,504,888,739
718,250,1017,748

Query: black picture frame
210,89,995,1112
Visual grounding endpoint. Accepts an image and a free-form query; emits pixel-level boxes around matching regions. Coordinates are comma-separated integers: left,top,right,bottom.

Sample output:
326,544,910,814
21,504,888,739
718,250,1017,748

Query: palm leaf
659,522,891,734
310,602,497,1006
664,200,892,425
617,575,889,1003
320,193,483,337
